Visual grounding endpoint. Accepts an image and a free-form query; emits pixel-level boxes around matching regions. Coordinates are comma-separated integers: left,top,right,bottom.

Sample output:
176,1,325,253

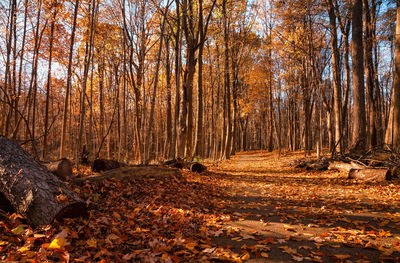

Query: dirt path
1,151,400,262
205,151,400,262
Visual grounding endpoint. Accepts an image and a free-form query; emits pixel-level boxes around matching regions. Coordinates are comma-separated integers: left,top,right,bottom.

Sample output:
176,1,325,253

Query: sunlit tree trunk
42,0,58,160
327,0,342,154
145,3,168,163
60,0,79,159
164,36,173,159
385,2,400,151
172,0,181,158
351,0,366,153
77,0,97,165
222,0,232,160
363,0,377,149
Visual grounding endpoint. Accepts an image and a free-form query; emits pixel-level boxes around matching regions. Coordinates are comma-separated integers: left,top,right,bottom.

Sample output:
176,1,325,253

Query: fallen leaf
292,255,304,261
49,237,66,249
11,224,26,235
279,246,298,255
86,238,97,248
241,251,250,260
334,254,351,260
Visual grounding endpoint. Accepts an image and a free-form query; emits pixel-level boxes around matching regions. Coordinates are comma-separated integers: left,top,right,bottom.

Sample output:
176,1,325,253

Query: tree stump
43,158,72,181
0,137,86,227
91,159,120,172
189,162,207,173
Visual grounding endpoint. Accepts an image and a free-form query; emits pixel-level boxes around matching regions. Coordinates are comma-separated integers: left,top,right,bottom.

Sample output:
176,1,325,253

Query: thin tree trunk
77,0,96,166
145,3,168,163
42,1,58,160
60,0,79,159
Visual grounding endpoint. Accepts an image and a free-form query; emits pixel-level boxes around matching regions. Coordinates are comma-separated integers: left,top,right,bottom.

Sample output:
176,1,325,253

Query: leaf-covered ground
1,151,400,262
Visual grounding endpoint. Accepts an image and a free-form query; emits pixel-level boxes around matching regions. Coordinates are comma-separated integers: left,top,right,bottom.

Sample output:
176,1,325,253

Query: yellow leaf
49,237,66,249
86,238,97,248
261,252,269,258
18,246,30,252
11,225,26,235
241,251,250,260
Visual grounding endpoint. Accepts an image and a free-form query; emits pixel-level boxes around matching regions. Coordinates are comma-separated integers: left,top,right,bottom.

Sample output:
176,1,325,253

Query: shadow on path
205,151,400,262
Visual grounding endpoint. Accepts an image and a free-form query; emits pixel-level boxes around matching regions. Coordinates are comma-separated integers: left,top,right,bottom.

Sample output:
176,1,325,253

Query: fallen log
163,158,186,169
92,159,120,172
74,166,181,185
348,168,391,181
0,137,86,227
328,161,365,172
293,158,329,171
43,158,72,181
189,162,207,173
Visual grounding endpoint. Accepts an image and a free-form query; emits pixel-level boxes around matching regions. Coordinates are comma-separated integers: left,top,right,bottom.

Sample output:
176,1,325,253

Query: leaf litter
0,151,400,262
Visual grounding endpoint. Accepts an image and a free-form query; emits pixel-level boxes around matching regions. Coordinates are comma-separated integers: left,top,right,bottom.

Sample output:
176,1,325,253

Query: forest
1,0,400,262
0,0,398,163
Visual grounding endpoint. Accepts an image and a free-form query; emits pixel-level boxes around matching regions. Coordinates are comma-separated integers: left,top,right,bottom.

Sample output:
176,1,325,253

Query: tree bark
351,0,367,153
42,0,58,160
60,0,79,159
0,137,85,227
385,2,400,152
327,0,342,154
348,168,390,181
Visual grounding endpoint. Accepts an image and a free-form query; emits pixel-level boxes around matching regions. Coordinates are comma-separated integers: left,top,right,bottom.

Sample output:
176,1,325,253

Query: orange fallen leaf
241,251,250,260
334,254,351,260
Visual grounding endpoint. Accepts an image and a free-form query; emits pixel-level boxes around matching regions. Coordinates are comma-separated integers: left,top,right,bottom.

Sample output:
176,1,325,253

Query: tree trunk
145,4,168,163
351,0,367,153
327,0,342,154
222,0,231,159
60,0,79,159
385,2,400,152
42,1,58,160
77,0,96,166
0,137,86,227
363,0,377,149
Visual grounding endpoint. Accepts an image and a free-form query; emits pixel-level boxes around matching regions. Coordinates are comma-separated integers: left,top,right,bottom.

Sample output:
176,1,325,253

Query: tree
385,2,400,152
60,0,80,159
351,0,367,153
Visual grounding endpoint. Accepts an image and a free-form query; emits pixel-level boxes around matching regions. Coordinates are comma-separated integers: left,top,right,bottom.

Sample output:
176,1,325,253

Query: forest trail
1,151,400,262
206,151,400,262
